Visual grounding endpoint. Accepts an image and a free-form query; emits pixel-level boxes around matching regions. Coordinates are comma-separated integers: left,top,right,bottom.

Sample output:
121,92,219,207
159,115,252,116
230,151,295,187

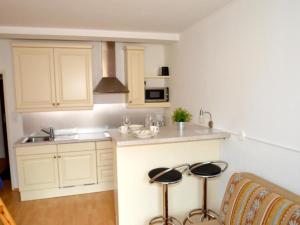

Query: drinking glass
123,115,131,127
145,114,154,128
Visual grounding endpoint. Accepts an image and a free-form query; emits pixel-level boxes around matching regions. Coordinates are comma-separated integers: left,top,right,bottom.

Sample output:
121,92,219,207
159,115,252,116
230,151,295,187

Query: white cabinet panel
58,151,97,187
98,166,114,183
125,46,145,105
13,45,93,112
97,149,113,166
13,47,56,110
17,153,59,191
54,48,93,108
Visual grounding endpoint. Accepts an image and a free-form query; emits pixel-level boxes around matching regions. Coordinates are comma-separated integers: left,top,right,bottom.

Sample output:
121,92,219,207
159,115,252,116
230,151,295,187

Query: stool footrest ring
183,208,219,225
149,216,182,225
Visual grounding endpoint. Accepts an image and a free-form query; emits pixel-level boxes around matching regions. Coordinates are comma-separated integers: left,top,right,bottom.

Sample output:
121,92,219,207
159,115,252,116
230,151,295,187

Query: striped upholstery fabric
219,173,300,225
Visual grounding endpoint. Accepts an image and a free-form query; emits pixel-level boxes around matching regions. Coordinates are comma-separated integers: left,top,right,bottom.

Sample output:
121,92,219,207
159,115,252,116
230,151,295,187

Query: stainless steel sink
23,136,53,143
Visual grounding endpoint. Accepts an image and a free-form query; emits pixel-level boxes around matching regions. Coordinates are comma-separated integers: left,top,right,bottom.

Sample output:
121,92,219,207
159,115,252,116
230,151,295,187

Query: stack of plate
129,124,144,131
133,129,155,139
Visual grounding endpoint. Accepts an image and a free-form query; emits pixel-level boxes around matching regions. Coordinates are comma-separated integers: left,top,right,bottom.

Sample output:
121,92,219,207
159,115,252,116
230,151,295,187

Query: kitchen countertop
14,132,111,147
110,124,230,147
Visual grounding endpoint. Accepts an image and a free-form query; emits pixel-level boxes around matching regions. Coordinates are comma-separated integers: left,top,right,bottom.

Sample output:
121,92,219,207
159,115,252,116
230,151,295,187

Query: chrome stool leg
183,178,219,225
149,184,182,225
163,184,168,225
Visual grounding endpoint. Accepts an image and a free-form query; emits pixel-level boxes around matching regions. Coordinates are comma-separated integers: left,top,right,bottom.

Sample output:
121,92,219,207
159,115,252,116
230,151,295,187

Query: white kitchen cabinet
125,46,145,106
12,43,93,112
16,141,112,201
13,47,56,110
57,142,97,187
54,48,93,108
16,145,59,191
96,141,114,190
58,151,97,187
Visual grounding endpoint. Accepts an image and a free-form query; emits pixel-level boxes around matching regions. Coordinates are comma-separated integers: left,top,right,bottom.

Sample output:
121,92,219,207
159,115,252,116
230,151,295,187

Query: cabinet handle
56,103,60,106
53,156,57,159
58,155,62,158
129,101,132,103
52,103,55,106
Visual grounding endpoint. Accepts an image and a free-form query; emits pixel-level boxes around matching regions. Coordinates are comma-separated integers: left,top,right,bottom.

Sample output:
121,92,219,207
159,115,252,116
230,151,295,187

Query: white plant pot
177,122,186,131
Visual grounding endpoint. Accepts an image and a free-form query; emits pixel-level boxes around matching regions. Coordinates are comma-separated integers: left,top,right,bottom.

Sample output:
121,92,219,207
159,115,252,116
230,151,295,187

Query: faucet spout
41,127,55,140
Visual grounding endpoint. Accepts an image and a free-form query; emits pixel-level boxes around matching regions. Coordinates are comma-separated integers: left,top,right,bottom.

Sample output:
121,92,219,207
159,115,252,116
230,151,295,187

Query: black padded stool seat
148,167,182,183
190,163,221,177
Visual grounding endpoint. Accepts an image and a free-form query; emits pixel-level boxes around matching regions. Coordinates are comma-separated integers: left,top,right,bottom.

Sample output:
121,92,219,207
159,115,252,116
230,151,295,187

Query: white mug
120,125,128,134
150,125,159,134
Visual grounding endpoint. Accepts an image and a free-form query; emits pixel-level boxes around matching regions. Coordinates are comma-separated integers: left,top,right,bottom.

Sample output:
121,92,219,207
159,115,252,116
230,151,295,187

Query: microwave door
145,89,165,102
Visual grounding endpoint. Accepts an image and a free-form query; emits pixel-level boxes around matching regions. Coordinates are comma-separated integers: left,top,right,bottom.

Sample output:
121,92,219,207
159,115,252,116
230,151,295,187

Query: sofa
196,172,300,225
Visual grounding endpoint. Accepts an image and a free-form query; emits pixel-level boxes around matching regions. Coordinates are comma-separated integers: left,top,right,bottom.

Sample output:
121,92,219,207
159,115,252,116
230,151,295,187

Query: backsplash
22,104,165,135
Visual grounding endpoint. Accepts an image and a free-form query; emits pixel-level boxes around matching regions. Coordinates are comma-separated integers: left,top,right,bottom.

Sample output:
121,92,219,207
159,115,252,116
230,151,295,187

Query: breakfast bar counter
110,125,229,225
109,124,229,147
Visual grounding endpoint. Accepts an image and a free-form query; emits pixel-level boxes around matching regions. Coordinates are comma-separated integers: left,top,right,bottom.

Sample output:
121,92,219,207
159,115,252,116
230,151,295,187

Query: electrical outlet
238,130,246,141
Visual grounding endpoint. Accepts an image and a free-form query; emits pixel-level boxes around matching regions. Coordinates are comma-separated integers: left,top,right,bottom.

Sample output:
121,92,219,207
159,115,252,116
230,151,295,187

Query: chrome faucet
199,108,214,128
41,127,55,140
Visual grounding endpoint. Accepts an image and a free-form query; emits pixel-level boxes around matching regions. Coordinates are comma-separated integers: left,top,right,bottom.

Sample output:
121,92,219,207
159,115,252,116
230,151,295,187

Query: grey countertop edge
14,136,112,148
113,132,230,147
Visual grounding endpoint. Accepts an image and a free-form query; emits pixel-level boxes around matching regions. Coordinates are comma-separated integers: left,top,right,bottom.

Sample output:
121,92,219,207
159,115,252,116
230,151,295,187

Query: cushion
219,173,300,225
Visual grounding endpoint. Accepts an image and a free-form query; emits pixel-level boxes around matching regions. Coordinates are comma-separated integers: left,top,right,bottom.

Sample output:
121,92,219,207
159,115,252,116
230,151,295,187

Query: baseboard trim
20,182,114,201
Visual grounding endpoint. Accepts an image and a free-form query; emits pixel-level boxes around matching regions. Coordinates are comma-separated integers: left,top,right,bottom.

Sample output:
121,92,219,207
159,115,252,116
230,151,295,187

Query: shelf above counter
127,102,171,108
144,76,170,79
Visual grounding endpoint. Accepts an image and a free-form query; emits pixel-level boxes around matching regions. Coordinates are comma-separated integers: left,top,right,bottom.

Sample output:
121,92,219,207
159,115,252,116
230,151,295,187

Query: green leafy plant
172,107,192,122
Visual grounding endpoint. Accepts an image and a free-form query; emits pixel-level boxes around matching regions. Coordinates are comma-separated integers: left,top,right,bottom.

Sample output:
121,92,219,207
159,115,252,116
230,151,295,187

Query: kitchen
0,0,300,225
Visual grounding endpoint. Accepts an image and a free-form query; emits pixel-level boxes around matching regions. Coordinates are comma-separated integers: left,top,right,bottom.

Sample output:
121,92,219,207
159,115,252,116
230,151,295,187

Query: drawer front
97,149,113,167
16,144,57,156
96,141,112,150
98,166,113,182
58,142,95,153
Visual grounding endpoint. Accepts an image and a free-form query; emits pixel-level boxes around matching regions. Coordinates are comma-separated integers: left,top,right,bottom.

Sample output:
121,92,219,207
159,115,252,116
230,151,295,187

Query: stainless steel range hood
94,42,129,93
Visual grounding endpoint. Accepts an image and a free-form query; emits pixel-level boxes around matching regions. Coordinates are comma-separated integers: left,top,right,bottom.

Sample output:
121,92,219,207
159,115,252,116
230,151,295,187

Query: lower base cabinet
16,141,114,201
58,151,97,188
17,153,59,191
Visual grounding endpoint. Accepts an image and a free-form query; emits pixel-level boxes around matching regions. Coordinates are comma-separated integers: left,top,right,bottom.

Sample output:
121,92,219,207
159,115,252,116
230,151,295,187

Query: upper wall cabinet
12,43,93,112
125,45,171,108
125,46,145,106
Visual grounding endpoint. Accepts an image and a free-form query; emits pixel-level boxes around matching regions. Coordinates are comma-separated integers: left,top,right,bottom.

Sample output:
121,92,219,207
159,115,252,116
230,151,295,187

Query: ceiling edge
0,26,180,43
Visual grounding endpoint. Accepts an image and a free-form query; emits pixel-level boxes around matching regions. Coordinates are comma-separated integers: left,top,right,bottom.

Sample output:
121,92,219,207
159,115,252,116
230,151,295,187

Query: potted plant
172,107,192,131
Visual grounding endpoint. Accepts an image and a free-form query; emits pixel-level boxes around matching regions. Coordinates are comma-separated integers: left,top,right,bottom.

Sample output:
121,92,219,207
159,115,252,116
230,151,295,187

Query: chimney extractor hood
94,42,129,93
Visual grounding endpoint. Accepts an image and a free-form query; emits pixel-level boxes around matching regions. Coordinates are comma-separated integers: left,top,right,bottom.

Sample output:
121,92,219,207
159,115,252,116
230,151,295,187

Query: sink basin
23,136,53,143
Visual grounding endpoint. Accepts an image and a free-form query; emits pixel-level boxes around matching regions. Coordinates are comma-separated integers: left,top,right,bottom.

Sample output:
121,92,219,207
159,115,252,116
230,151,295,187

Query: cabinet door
13,47,56,110
17,154,59,191
54,48,93,108
125,47,145,105
58,151,97,187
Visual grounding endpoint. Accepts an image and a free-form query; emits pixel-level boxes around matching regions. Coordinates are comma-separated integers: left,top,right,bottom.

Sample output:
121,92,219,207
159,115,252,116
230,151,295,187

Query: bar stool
148,164,189,225
183,161,228,224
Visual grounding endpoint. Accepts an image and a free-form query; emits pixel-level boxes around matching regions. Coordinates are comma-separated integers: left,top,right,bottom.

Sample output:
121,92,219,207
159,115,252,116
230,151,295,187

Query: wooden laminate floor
0,181,116,225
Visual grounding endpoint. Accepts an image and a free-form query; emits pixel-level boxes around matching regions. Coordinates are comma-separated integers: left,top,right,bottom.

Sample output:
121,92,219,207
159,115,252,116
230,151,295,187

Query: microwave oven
145,87,169,102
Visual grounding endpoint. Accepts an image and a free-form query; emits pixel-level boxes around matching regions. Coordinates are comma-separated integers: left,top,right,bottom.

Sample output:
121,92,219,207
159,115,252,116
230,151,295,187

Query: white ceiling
0,0,232,33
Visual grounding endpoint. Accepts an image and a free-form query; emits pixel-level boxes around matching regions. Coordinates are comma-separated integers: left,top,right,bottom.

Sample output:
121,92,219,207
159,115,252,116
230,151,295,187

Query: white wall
0,39,24,188
170,0,300,204
0,97,6,158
